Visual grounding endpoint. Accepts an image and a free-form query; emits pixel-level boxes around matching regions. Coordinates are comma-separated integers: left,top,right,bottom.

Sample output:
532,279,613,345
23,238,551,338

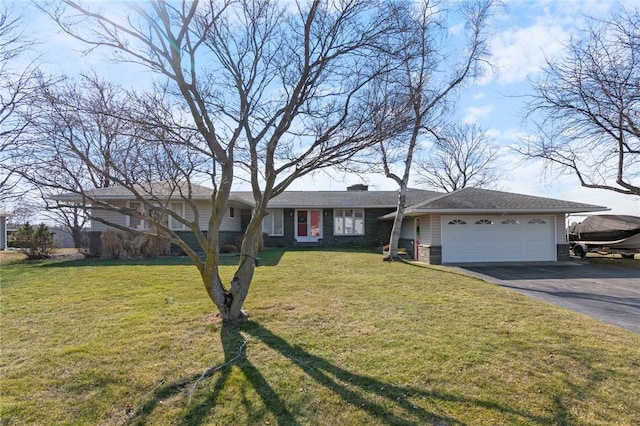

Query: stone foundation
557,244,570,261
418,245,442,265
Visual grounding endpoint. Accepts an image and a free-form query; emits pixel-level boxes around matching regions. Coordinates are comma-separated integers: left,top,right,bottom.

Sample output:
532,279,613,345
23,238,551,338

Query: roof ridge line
405,188,459,210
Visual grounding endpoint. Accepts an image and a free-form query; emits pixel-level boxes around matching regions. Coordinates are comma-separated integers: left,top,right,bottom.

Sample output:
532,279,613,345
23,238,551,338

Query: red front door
297,210,308,237
296,209,322,241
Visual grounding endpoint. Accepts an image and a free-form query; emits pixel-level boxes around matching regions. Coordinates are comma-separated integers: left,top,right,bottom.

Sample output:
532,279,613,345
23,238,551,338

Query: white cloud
481,0,625,86
463,105,493,123
448,22,465,36
483,20,569,85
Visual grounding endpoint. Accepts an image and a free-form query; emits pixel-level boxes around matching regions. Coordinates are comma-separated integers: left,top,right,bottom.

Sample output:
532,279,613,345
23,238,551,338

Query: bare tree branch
346,0,496,259
0,7,50,202
11,0,418,322
416,123,502,192
520,6,640,196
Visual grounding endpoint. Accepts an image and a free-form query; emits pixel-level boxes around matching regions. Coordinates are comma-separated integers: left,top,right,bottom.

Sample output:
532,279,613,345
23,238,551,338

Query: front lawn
1,249,639,425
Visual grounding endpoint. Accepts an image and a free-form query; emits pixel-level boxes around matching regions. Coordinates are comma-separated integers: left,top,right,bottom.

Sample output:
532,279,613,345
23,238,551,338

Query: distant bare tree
415,122,501,192
11,74,147,249
520,6,640,196
37,186,90,251
4,198,40,229
15,0,410,322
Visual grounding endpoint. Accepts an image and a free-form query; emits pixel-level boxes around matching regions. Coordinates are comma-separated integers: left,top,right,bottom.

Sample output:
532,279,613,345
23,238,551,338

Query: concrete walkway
454,261,640,334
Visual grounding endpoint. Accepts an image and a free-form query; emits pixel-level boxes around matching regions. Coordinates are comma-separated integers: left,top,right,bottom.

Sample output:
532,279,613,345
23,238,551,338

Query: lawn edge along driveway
454,261,640,334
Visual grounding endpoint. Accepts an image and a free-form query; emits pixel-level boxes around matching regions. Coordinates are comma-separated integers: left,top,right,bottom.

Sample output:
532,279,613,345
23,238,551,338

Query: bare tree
12,74,142,249
373,0,494,260
37,186,90,251
0,8,43,202
15,0,410,322
4,196,40,229
520,6,640,196
415,122,501,192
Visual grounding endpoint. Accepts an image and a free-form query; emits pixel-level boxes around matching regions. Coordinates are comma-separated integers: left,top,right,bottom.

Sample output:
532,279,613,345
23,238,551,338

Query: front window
334,209,365,235
262,209,284,236
127,201,169,231
127,202,146,230
169,202,185,230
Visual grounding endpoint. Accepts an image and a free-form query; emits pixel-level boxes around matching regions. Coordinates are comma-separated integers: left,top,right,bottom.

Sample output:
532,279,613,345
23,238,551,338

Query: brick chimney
347,184,368,191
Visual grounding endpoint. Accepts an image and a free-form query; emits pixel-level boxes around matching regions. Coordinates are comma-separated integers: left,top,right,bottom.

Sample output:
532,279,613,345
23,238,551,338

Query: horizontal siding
555,213,566,243
92,199,242,233
91,201,126,231
223,204,243,232
399,218,414,239
415,215,432,246
187,202,242,232
185,201,211,230
431,214,442,246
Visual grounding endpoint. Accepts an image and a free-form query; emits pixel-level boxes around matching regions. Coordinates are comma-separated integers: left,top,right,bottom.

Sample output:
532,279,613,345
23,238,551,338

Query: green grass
582,254,640,270
1,249,639,425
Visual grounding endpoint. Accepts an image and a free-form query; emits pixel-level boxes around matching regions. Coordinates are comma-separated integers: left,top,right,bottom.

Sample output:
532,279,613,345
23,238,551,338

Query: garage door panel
441,215,556,263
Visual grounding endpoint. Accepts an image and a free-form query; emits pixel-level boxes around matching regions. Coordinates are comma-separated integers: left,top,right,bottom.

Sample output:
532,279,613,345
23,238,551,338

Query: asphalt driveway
455,261,640,334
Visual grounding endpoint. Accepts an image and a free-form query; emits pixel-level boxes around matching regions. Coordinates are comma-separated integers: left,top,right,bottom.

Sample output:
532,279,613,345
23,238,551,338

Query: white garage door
441,215,556,263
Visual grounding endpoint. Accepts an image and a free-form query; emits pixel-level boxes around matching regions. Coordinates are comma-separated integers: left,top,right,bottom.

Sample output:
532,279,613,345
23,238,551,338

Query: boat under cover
568,214,640,244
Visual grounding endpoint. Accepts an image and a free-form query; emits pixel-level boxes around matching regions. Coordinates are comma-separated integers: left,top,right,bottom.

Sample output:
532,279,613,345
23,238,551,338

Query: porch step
293,241,321,248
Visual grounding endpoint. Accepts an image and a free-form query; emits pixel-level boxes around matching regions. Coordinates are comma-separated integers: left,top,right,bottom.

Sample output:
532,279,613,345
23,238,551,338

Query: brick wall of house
266,208,395,250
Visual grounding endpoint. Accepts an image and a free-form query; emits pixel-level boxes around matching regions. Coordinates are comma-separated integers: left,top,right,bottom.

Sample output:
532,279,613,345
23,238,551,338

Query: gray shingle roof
56,182,215,201
232,188,442,208
55,182,608,214
404,187,607,214
57,183,441,208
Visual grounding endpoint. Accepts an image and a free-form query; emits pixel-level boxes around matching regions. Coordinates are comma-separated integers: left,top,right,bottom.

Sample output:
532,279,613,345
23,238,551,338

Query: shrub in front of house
235,232,265,251
10,222,55,260
101,229,126,258
100,229,170,259
221,244,238,254
133,233,171,258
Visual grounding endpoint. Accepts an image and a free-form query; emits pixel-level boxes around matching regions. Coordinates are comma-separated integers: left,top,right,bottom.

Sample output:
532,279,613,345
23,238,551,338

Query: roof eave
50,194,84,202
409,207,610,214
52,194,214,202
379,206,610,220
266,204,398,209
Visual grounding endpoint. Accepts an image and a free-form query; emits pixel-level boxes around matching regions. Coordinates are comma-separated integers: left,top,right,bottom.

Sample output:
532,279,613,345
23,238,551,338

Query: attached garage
440,215,557,263
383,187,607,265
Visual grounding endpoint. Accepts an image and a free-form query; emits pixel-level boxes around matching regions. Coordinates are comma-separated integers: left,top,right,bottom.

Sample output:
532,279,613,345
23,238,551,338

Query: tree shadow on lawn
126,321,562,426
38,247,384,270
37,248,287,268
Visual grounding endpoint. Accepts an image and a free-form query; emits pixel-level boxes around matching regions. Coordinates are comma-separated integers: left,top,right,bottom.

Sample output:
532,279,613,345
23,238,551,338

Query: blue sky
12,0,640,216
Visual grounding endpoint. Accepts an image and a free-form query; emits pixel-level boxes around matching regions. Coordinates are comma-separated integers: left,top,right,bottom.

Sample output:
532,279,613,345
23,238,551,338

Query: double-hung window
262,209,284,236
168,202,185,230
128,201,181,231
127,201,147,230
334,209,364,235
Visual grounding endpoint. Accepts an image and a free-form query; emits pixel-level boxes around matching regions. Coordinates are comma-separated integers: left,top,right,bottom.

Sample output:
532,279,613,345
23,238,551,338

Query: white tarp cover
570,215,640,234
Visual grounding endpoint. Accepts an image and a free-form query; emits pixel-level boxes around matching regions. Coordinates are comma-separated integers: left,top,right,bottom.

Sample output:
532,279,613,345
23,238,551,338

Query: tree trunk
71,226,85,250
207,274,245,323
386,186,407,260
202,213,264,323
